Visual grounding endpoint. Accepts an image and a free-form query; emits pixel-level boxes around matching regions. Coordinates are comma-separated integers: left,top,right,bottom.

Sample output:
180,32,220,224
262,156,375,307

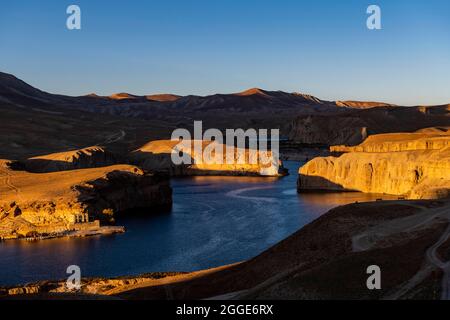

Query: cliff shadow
297,174,356,193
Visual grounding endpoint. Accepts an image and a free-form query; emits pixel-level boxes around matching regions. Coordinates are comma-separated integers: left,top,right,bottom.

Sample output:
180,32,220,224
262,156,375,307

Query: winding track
426,224,450,300
352,202,450,299
102,129,126,145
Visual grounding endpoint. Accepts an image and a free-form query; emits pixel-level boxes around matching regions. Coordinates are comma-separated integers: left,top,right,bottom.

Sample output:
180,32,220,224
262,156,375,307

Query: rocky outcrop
17,146,119,173
130,140,285,177
331,130,450,153
298,131,450,199
74,169,172,219
0,161,171,239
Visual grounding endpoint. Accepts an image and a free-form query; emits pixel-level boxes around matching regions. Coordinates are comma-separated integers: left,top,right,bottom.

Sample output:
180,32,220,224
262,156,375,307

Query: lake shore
3,198,448,300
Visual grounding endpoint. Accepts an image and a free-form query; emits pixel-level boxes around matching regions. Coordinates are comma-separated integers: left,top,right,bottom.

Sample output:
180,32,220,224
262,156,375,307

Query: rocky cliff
331,129,450,153
0,161,171,239
298,131,450,199
130,140,284,177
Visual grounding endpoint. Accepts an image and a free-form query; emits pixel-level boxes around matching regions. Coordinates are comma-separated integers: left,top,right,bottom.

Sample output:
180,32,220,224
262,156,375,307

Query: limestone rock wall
331,132,450,153
131,140,283,177
0,164,172,239
298,133,450,199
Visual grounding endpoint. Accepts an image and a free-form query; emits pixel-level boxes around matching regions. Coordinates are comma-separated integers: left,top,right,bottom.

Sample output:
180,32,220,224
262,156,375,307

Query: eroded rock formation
0,161,171,239
18,146,119,173
130,140,284,177
298,130,450,199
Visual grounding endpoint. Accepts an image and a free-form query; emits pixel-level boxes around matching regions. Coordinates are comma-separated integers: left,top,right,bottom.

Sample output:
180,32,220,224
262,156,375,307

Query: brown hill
289,105,450,146
17,146,119,173
1,71,449,152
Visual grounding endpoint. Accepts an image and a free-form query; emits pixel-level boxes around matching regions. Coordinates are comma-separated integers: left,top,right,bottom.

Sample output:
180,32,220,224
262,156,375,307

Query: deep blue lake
0,161,391,286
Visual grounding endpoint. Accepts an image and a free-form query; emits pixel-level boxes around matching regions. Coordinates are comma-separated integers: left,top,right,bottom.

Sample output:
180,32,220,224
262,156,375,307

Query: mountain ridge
0,71,418,111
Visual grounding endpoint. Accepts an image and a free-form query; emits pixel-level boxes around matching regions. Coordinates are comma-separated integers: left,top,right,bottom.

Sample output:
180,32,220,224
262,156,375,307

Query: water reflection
299,192,398,207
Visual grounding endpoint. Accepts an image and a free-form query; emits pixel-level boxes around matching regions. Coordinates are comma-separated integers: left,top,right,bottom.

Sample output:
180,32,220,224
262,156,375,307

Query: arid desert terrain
0,71,449,299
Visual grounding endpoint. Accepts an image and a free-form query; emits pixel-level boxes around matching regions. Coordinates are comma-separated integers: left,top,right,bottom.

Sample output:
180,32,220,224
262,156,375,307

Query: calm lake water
0,161,392,286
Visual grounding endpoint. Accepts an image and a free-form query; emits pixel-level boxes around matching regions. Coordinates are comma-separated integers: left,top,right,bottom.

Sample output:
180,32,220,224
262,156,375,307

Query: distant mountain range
0,71,449,159
0,71,395,116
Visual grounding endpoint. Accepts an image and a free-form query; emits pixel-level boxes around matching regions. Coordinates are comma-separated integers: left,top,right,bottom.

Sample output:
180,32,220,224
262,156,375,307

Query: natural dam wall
130,140,284,177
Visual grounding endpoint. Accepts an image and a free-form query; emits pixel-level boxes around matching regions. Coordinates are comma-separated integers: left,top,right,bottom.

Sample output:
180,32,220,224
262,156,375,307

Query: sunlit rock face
298,129,450,199
0,162,172,239
18,146,119,173
130,140,284,177
330,131,450,153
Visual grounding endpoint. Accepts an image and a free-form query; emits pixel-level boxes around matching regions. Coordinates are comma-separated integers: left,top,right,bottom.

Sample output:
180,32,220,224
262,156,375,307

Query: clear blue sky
1,0,449,105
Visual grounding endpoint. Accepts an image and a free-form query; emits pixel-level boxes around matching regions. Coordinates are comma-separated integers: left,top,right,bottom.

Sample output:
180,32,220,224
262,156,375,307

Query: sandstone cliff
130,140,284,177
298,131,450,199
0,161,171,239
331,129,450,153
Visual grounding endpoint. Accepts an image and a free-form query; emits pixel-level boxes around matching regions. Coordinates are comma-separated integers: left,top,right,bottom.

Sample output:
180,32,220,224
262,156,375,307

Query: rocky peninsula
0,138,286,241
131,139,285,177
0,160,172,240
